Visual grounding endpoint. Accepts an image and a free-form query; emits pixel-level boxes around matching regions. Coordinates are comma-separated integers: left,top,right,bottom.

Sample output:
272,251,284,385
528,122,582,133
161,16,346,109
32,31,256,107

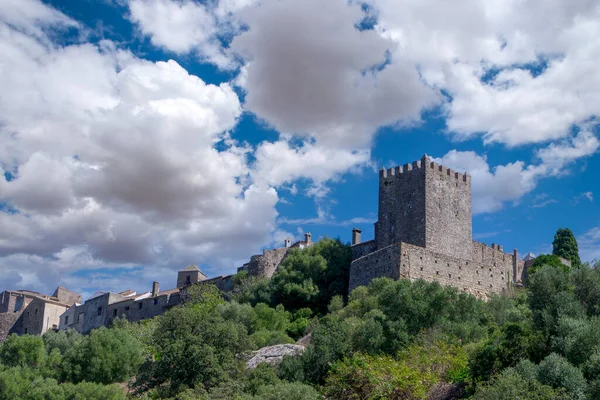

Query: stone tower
375,154,472,259
176,264,207,288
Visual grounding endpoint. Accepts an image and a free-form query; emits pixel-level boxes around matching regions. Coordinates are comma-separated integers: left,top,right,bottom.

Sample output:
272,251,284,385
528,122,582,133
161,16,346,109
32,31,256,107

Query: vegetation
2,233,599,399
553,227,582,267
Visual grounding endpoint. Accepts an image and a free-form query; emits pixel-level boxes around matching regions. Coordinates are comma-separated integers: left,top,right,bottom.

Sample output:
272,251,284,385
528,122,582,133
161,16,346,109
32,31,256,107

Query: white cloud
252,140,371,187
230,0,440,150
0,1,280,294
435,130,599,213
128,0,246,68
371,0,600,147
578,226,600,262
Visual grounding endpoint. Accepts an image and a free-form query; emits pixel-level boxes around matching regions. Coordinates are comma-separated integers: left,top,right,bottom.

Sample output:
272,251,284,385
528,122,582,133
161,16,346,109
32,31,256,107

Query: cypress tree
552,228,581,267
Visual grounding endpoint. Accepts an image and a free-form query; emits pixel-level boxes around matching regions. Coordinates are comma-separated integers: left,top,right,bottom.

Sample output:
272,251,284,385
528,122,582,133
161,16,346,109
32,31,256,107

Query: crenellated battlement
379,155,470,183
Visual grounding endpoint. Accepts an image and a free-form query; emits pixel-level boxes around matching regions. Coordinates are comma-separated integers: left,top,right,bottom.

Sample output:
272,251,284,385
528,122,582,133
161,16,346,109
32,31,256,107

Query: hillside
1,239,599,399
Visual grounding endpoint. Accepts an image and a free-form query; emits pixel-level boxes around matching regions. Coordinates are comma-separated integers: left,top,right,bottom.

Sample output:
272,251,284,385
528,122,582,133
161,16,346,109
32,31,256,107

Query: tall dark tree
552,228,581,267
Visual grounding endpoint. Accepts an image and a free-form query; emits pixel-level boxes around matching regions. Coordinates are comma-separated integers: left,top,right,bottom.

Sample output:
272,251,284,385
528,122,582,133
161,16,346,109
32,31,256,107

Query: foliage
324,342,468,400
0,366,126,400
4,241,600,399
553,227,581,267
0,334,46,368
529,254,569,276
62,326,143,384
231,238,352,315
472,367,569,400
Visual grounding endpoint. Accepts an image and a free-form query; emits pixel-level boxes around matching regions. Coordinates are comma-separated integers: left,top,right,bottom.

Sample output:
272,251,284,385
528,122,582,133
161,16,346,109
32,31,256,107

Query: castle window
490,274,493,278
448,273,452,278
420,256,423,260
138,302,143,309
458,277,461,280
447,263,450,267
113,309,117,317
125,306,130,312
466,262,469,265
154,298,159,305
34,308,38,315
436,271,439,275
420,267,423,271
24,328,28,334
478,281,481,285
489,284,493,288
65,316,69,325
97,307,103,316
476,270,479,274
186,275,191,285
458,266,462,270
435,260,438,264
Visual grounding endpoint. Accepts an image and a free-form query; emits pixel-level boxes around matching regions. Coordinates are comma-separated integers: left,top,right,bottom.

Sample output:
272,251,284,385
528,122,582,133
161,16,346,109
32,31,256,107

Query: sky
0,0,599,299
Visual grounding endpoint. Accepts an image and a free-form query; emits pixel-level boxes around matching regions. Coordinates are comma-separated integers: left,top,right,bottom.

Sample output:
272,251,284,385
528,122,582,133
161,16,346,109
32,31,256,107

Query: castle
0,154,536,340
349,154,526,298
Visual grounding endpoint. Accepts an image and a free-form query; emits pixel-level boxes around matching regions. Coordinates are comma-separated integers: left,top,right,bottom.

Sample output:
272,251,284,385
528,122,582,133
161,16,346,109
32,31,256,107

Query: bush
0,334,46,368
472,367,569,400
62,326,143,384
537,353,588,400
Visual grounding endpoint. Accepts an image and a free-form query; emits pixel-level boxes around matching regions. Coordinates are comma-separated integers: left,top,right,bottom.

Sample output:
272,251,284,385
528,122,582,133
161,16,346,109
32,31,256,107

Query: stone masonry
350,155,525,298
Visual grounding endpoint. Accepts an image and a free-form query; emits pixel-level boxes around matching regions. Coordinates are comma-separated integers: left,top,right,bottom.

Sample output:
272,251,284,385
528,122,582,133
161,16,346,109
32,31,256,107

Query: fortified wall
349,155,525,298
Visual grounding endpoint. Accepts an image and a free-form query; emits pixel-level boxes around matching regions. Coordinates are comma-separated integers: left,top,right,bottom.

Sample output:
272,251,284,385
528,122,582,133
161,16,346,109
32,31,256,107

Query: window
153,298,158,305
186,275,191,285
34,308,38,315
125,306,130,311
113,309,117,317
24,328,28,334
65,316,69,325
97,307,102,316
138,302,143,309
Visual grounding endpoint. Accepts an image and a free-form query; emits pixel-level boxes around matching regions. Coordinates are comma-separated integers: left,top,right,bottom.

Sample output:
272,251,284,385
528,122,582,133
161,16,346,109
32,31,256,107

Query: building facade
349,155,526,298
0,287,81,341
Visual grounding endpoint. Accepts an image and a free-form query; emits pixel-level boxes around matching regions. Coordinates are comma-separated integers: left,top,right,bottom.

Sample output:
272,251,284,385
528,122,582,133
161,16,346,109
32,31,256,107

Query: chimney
498,244,503,253
491,243,497,250
351,228,362,245
304,232,312,245
284,238,291,248
512,249,518,284
152,281,159,297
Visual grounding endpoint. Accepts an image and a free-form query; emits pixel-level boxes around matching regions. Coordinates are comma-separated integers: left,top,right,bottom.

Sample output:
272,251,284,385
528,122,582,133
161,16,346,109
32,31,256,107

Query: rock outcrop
246,344,305,369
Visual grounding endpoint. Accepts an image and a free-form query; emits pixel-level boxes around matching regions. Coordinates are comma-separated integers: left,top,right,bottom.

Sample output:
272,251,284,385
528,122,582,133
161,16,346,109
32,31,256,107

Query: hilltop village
0,155,545,341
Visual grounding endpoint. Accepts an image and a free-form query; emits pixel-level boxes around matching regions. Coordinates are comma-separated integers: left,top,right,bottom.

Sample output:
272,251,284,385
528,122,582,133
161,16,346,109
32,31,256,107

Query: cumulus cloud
230,0,439,149
371,0,600,146
435,130,599,213
0,1,279,294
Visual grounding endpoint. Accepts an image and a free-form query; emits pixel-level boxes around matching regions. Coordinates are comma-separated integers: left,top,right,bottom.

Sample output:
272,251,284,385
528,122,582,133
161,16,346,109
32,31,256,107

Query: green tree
537,353,588,400
552,228,581,267
529,254,568,277
472,367,569,400
62,326,143,384
136,304,252,396
0,334,46,368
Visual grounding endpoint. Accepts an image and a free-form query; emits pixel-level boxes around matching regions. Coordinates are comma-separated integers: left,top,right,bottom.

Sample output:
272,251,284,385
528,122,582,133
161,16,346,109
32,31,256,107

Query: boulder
246,344,305,369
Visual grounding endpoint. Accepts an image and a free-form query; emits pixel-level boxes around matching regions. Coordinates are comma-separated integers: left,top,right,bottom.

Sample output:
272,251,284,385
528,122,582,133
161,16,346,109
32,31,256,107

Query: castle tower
176,264,207,288
375,155,472,259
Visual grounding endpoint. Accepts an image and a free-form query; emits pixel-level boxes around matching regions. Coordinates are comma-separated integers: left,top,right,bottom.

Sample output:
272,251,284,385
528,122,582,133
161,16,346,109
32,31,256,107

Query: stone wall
52,287,82,305
349,244,402,291
351,240,377,260
377,163,427,250
402,242,511,298
105,291,181,326
424,160,472,259
242,247,290,279
0,312,21,341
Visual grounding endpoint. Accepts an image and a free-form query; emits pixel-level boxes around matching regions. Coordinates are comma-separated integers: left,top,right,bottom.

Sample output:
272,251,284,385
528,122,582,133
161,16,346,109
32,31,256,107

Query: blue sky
0,0,599,298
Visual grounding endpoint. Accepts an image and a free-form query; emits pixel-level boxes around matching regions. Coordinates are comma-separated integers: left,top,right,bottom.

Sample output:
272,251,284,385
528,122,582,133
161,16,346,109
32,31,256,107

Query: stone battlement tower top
375,154,472,259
